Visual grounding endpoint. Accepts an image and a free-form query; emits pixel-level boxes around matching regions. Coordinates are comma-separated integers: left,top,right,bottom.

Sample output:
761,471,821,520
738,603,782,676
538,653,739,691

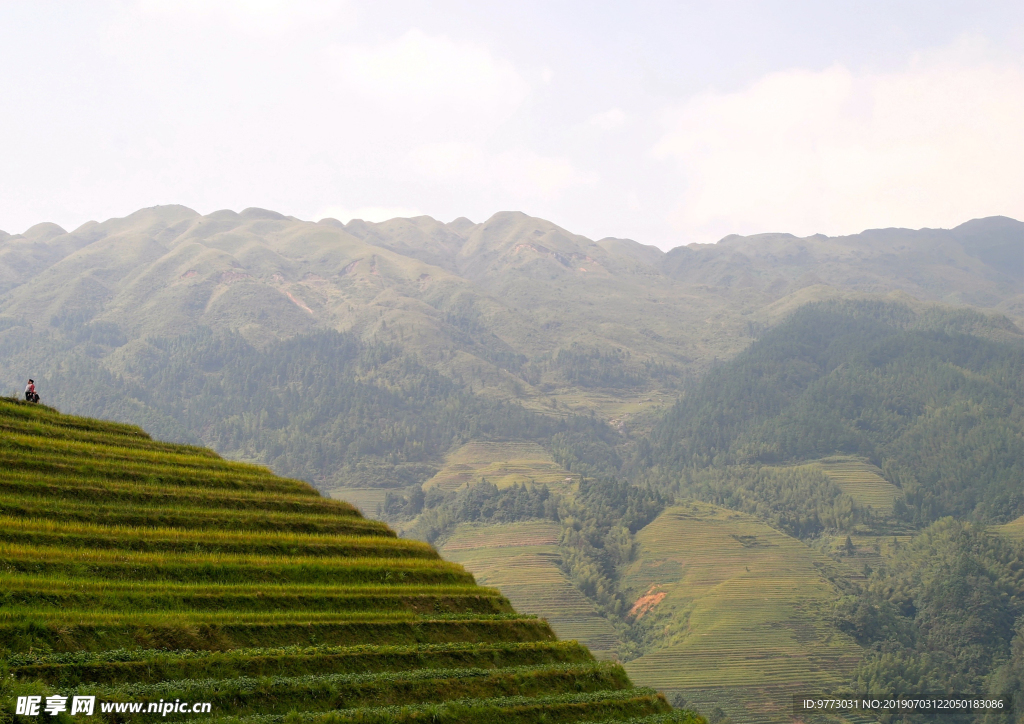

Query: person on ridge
24,379,39,403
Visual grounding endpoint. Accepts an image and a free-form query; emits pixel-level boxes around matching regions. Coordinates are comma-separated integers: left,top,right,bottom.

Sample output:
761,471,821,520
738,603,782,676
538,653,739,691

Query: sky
1,1,1022,249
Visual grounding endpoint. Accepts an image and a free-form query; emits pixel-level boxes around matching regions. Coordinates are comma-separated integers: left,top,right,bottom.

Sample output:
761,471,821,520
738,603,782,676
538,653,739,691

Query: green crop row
0,399,149,439
0,576,493,599
0,416,219,457
0,473,358,515
201,689,669,724
581,716,705,724
6,641,581,667
0,614,554,653
44,663,630,718
0,516,434,557
0,494,386,536
0,542,455,569
0,429,270,476
0,585,510,616
0,545,475,586
0,448,317,497
8,641,592,685
0,610,532,625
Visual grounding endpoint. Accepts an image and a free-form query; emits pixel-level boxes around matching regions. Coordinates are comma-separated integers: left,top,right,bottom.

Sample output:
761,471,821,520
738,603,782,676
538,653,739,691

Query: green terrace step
0,577,512,614
0,473,359,515
0,544,475,585
0,430,286,479
0,612,557,651
67,662,631,717
0,399,151,438
0,518,433,556
0,415,220,456
0,494,392,535
582,716,704,724
205,689,672,724
0,400,696,724
0,448,320,496
9,641,594,686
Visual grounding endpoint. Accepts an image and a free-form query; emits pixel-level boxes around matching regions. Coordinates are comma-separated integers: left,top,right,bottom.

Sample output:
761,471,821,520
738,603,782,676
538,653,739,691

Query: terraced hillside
814,457,901,515
440,522,621,659
804,457,909,575
0,398,697,724
423,442,579,493
620,503,862,724
995,515,1024,541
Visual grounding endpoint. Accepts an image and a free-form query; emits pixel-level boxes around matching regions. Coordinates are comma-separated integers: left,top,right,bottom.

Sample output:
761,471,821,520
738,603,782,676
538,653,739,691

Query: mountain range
2,206,1020,409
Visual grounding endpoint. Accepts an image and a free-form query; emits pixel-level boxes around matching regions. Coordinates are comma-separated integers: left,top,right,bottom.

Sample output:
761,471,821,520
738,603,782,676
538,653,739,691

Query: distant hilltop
0,205,1020,338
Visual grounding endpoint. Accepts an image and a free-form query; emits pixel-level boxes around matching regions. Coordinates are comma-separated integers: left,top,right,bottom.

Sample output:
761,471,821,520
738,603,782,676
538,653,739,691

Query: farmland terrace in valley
0,398,700,724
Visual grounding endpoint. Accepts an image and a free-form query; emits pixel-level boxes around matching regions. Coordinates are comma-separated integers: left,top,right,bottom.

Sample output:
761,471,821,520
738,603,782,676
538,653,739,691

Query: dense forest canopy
640,301,1024,524
840,519,1024,724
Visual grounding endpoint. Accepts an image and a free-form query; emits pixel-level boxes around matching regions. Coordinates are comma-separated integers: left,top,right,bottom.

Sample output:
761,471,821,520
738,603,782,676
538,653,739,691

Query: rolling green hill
620,502,862,723
439,521,622,660
997,516,1024,541
0,398,699,724
421,441,579,493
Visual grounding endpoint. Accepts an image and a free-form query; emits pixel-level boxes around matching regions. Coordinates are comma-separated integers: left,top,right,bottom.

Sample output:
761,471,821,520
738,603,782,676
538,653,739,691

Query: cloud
409,142,483,179
410,142,594,199
329,29,529,109
587,108,627,131
135,0,346,37
653,44,1024,241
492,149,595,197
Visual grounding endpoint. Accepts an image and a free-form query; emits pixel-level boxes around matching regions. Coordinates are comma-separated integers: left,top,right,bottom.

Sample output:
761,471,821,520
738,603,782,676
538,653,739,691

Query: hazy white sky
1,1,1022,248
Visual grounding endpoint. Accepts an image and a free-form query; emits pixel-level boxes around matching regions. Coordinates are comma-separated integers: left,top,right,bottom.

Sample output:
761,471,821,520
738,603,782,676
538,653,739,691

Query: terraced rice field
621,502,862,724
0,398,695,724
814,457,902,515
817,533,913,577
422,442,578,493
325,486,390,517
441,522,621,659
995,515,1024,541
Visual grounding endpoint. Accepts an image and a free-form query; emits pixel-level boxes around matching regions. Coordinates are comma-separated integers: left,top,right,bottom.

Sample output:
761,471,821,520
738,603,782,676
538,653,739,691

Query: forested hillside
841,519,1024,723
639,301,1024,524
12,326,615,488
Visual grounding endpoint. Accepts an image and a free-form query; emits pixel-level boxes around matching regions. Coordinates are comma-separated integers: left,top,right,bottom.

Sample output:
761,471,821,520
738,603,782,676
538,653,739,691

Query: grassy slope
432,496,869,723
422,441,579,493
814,457,901,515
440,522,621,659
0,399,697,724
327,441,577,516
995,515,1024,541
787,457,908,576
620,502,861,724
